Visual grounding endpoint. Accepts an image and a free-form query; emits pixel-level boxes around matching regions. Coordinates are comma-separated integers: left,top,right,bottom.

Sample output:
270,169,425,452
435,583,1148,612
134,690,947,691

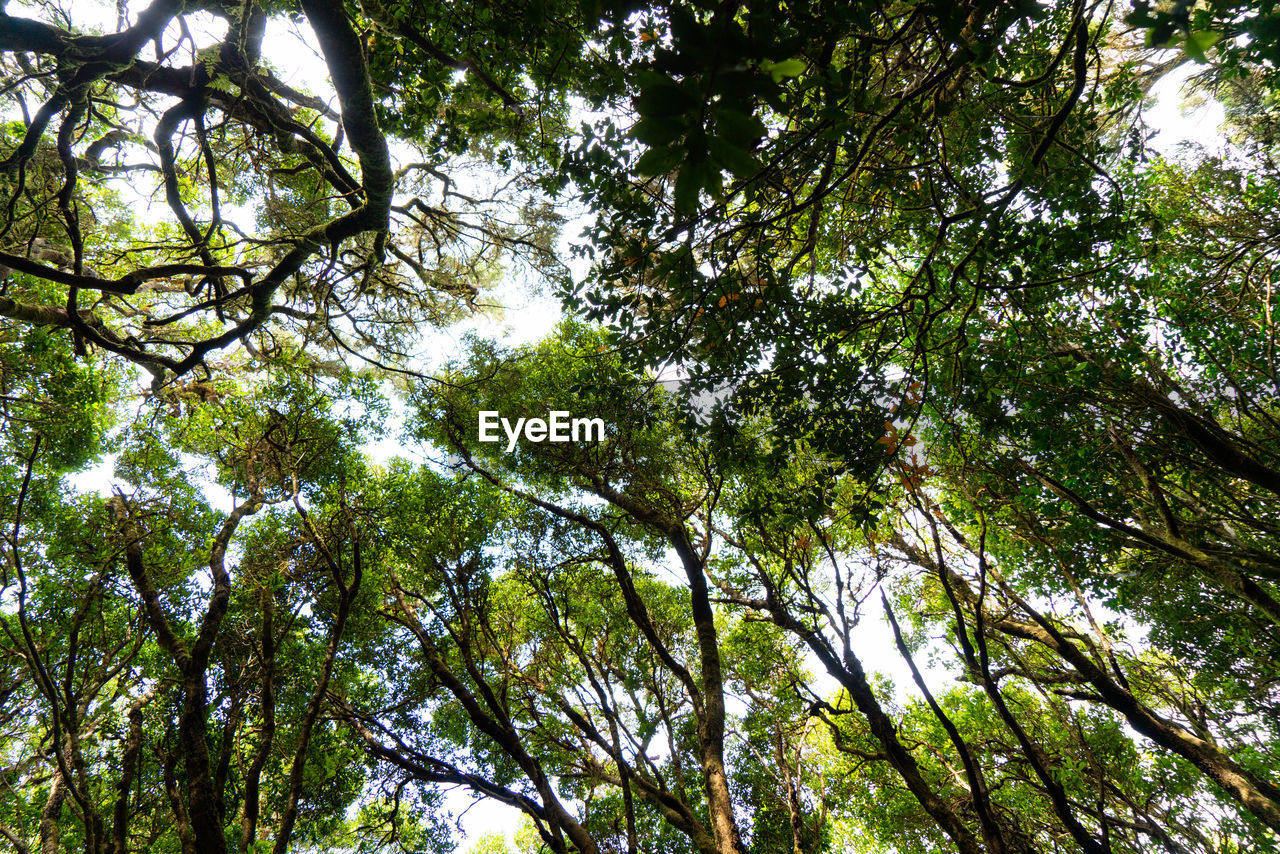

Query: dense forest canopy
2,0,1279,853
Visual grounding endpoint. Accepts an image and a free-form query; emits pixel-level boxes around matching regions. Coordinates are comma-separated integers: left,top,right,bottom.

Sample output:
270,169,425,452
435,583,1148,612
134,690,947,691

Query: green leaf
713,107,766,147
635,78,699,116
632,115,688,147
674,161,701,214
696,156,723,198
635,145,683,177
707,135,761,178
1184,30,1222,62
761,57,806,82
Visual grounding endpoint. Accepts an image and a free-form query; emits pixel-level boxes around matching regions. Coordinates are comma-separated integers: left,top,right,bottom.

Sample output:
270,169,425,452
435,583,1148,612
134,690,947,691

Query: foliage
3,0,1280,853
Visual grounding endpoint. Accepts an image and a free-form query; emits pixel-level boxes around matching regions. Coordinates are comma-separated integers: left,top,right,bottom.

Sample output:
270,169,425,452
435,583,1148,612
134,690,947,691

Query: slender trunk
271,551,360,854
111,706,143,854
180,670,226,854
771,726,806,854
393,589,601,854
995,609,1280,832
162,750,197,854
670,529,745,854
39,776,65,854
606,715,639,854
913,532,1280,835
765,603,985,854
241,593,276,851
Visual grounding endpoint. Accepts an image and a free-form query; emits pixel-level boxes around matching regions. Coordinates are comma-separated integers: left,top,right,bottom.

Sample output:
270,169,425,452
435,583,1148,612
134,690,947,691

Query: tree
0,360,423,854
4,0,1280,852
567,0,1117,479
411,322,1280,851
400,326,789,854
557,0,1280,847
0,0,578,381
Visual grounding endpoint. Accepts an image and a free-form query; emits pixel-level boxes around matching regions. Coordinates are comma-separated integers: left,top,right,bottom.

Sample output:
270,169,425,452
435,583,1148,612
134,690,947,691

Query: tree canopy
2,0,1279,853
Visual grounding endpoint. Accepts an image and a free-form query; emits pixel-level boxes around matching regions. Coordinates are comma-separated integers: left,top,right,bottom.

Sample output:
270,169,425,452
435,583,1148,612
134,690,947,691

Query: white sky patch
1145,60,1226,155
